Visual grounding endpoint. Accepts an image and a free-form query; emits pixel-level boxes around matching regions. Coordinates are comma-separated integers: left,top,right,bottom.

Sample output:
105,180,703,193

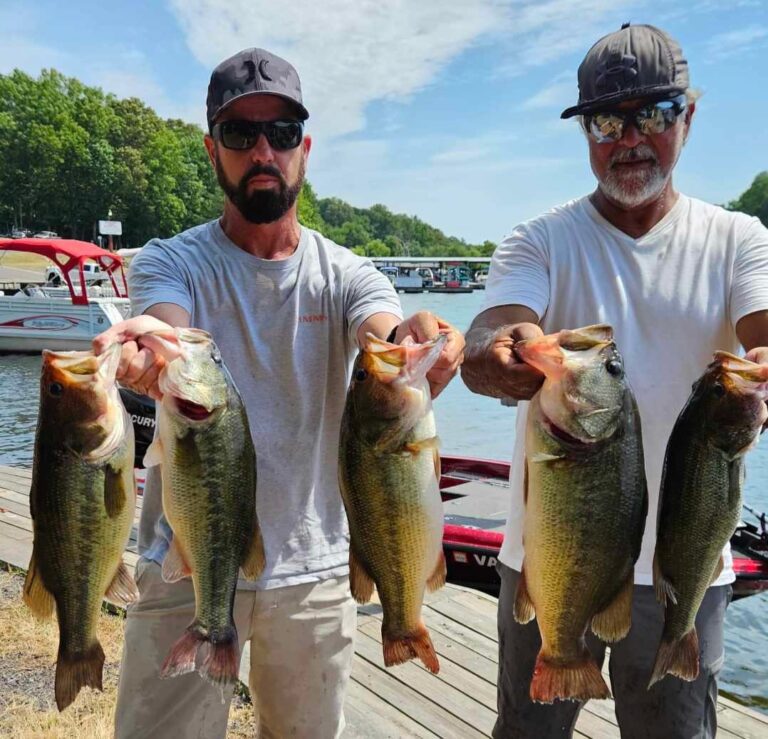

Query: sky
1,0,766,244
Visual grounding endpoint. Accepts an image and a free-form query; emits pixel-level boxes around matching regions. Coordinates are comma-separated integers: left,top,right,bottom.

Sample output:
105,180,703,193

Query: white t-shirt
483,194,768,586
129,220,403,589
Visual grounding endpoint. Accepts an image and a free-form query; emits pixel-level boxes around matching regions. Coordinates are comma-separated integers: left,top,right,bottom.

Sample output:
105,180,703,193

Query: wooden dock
1,464,766,738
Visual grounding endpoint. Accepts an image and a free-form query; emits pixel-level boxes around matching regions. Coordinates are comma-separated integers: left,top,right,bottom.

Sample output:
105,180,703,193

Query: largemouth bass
142,328,264,686
650,351,768,686
339,333,447,673
514,324,648,703
23,345,137,711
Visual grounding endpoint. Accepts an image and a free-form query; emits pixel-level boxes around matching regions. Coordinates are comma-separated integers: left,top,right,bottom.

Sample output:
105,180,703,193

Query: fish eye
49,382,64,397
355,368,368,382
605,359,623,377
712,382,726,398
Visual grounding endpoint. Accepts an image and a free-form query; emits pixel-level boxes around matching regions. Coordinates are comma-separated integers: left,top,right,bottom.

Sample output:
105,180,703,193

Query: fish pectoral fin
240,526,266,581
402,436,440,456
513,566,535,624
652,552,678,606
349,548,375,604
104,463,130,518
161,538,193,583
143,437,164,468
23,551,55,620
529,452,564,463
591,571,633,642
426,551,447,593
105,560,139,606
709,555,724,586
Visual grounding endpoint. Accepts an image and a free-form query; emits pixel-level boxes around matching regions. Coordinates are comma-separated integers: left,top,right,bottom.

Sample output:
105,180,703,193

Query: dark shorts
493,564,731,739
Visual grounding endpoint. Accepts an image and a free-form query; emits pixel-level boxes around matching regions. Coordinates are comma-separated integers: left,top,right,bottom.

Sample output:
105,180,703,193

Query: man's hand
93,315,177,400
462,322,545,401
744,346,768,431
395,311,464,398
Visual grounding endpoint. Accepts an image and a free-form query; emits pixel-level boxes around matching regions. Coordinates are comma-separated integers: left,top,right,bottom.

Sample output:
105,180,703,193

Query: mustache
610,145,658,167
241,164,286,186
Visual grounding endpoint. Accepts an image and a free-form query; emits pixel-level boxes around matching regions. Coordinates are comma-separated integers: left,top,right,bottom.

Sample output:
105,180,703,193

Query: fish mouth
515,324,614,377
43,343,121,385
173,397,214,421
363,332,446,385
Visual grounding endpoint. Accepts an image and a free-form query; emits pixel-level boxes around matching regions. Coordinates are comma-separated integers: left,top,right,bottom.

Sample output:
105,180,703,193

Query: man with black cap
462,23,768,738
96,48,464,739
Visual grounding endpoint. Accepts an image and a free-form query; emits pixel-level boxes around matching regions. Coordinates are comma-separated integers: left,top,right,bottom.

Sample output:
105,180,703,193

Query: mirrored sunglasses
585,96,687,144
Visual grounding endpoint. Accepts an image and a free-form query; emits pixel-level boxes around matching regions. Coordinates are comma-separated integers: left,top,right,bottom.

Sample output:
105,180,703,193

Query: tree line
0,70,764,254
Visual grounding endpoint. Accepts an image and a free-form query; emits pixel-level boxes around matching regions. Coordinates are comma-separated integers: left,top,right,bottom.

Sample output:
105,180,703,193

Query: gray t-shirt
129,220,402,589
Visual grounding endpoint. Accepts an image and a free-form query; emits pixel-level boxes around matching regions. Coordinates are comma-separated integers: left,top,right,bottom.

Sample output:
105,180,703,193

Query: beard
598,144,667,208
598,128,684,209
215,153,305,224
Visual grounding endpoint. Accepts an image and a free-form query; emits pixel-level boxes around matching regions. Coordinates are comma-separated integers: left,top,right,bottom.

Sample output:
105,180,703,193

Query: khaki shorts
114,558,356,739
493,563,731,739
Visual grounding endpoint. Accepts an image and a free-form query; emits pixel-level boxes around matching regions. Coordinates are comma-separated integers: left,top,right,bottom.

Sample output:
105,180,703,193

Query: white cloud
704,25,768,60
169,0,637,141
519,71,574,111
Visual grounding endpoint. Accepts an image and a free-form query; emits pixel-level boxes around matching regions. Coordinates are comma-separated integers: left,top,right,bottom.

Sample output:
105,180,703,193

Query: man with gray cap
462,23,768,738
98,47,464,739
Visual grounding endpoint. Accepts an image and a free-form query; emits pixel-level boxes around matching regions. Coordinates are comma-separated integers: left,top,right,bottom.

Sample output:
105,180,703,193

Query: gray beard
599,163,668,209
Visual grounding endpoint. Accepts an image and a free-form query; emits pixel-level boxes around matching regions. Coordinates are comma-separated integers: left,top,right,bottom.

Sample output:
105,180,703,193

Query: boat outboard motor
118,387,156,469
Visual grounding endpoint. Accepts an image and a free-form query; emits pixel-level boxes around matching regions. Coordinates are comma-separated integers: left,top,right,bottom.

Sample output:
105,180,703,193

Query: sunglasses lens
588,113,624,143
637,101,683,136
266,121,303,150
220,122,258,150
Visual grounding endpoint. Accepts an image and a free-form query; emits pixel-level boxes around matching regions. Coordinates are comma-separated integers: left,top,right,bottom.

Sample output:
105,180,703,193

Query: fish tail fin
530,650,610,703
383,621,440,674
55,641,105,711
23,551,55,620
199,628,241,686
648,629,699,687
160,622,207,679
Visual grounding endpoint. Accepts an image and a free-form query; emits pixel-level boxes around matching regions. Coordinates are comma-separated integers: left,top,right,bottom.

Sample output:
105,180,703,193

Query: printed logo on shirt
299,313,328,324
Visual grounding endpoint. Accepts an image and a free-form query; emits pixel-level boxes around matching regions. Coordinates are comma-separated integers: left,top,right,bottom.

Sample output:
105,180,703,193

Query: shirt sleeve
482,222,550,318
730,215,768,326
128,240,193,317
344,258,403,346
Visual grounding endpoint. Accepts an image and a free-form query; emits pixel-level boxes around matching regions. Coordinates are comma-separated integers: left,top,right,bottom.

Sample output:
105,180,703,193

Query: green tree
364,239,391,257
297,181,324,231
728,172,768,227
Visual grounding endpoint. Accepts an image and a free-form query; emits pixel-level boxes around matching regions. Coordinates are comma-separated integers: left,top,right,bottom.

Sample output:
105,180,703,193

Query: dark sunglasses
212,119,304,151
584,95,687,144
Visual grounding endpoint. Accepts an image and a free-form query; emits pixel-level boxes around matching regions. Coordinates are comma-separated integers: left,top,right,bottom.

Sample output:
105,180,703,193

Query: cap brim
560,85,687,119
210,91,309,129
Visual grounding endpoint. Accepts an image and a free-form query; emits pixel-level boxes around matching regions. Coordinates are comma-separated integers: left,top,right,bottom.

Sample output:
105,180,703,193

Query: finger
408,311,440,343
116,341,139,380
132,362,165,400
509,322,544,342
122,347,163,388
93,316,175,354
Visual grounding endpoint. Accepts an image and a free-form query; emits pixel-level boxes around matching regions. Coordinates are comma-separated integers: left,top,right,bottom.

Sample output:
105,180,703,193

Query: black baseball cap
206,48,309,132
561,23,689,119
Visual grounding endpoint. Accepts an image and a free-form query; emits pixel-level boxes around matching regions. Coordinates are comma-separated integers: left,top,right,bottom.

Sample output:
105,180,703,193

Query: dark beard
215,154,305,224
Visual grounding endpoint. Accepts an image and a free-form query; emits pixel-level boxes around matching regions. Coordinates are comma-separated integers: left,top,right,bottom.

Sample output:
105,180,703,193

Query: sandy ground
0,567,256,737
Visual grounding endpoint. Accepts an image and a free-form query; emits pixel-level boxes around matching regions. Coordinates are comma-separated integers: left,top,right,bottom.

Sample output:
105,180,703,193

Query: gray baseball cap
206,48,309,131
561,23,689,119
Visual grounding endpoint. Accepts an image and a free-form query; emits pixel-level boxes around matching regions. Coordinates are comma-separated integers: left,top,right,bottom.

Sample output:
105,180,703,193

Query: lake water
0,289,765,712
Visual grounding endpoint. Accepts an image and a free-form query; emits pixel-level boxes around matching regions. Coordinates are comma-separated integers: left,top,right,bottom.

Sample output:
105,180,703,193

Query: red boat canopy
0,238,128,305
